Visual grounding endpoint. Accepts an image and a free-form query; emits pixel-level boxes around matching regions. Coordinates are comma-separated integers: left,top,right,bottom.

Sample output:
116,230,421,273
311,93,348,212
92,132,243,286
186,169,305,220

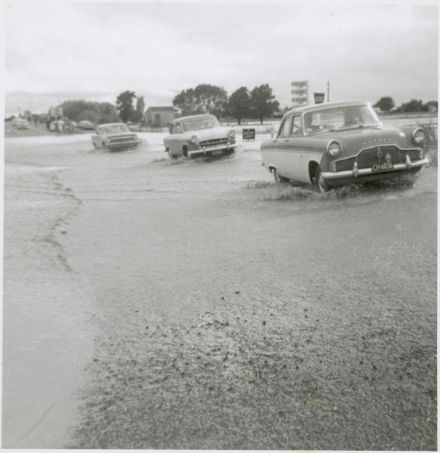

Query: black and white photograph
3,0,438,450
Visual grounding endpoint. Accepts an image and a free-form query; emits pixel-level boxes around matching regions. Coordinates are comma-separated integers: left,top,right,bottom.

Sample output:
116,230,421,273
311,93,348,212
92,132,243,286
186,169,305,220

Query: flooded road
3,133,437,449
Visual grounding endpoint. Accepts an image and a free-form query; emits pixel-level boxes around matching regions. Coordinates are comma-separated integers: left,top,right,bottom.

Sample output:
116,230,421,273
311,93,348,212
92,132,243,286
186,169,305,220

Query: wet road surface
3,133,437,449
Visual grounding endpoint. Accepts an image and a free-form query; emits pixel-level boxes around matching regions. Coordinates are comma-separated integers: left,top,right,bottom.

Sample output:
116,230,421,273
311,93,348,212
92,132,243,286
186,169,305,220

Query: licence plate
372,162,393,172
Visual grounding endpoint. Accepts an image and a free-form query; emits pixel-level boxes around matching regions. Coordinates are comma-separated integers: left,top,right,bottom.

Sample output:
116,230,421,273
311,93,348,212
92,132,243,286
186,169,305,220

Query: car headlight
326,140,342,157
228,130,236,142
190,135,198,145
412,128,425,146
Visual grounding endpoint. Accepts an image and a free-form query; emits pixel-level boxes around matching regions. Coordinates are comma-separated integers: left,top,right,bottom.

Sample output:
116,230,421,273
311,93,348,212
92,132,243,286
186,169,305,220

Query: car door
262,115,293,176
165,124,183,153
269,114,305,181
283,114,307,181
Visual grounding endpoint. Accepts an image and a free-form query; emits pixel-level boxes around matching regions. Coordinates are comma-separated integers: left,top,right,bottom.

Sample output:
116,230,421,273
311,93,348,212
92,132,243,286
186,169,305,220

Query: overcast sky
5,1,438,109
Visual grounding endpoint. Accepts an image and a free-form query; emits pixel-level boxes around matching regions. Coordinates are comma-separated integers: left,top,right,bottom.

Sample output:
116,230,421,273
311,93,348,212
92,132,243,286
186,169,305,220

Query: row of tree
58,92,436,126
374,97,438,113
172,83,280,124
59,92,146,124
59,100,120,124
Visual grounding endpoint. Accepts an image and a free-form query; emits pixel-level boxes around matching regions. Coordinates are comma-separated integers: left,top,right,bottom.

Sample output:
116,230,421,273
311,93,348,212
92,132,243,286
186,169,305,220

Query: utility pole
327,81,330,102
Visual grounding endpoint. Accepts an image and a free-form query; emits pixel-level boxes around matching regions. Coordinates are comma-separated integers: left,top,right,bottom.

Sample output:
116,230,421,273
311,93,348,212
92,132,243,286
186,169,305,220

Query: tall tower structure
291,80,309,108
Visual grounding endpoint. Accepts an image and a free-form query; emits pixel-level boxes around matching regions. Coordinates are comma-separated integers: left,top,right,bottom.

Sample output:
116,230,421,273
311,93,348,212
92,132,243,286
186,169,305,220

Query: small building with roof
144,106,179,127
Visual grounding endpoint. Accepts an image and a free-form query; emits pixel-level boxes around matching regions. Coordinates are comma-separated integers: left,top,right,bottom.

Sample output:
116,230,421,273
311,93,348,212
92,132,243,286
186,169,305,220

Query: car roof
172,114,216,124
286,100,370,116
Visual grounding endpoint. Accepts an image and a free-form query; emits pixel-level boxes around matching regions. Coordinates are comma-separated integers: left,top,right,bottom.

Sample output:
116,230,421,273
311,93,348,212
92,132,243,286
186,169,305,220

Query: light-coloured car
163,114,236,158
78,120,95,130
260,101,429,192
91,123,140,151
11,118,30,130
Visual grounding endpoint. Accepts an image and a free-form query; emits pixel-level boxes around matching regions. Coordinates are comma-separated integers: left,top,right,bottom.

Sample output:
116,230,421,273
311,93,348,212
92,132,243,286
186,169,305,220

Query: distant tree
425,100,438,112
60,100,90,120
98,102,120,124
173,88,197,116
133,96,145,123
173,84,228,118
59,100,119,124
249,84,280,124
78,109,100,123
397,99,425,113
374,97,395,113
228,87,251,124
116,90,136,122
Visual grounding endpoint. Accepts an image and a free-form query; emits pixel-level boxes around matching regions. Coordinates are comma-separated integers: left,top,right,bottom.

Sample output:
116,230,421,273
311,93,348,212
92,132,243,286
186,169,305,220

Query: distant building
145,106,178,127
291,80,309,108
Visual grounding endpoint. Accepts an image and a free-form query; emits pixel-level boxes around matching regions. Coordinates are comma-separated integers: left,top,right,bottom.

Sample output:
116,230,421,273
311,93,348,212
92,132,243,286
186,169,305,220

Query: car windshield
180,116,219,132
304,104,380,135
99,124,129,134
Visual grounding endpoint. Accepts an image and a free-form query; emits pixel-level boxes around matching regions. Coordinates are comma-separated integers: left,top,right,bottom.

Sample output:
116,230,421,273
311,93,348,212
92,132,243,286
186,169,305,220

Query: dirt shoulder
3,162,96,448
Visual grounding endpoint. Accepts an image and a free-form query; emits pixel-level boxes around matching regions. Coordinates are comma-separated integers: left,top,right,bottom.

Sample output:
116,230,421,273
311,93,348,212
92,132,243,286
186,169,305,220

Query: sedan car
78,120,95,130
163,114,236,158
91,123,140,151
11,118,30,130
260,101,429,192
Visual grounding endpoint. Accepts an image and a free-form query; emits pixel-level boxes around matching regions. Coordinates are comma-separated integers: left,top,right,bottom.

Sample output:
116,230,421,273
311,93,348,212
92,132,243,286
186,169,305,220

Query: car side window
278,116,292,138
170,124,181,134
291,115,303,136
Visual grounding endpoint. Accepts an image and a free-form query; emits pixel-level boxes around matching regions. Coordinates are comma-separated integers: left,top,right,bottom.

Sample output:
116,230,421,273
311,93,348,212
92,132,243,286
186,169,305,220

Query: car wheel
168,149,176,159
273,168,289,184
397,174,416,188
182,146,188,158
313,166,330,193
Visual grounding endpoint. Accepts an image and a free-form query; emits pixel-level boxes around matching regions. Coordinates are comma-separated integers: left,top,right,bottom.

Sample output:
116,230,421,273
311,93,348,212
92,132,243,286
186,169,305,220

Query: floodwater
3,132,437,449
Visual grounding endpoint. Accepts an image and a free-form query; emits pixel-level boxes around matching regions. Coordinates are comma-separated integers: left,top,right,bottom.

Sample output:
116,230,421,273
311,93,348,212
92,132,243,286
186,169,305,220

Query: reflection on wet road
4,134,437,449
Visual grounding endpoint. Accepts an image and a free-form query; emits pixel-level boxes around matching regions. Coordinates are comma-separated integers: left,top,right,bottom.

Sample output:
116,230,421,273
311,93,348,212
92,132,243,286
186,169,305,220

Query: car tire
273,168,289,184
397,174,416,188
313,166,330,193
168,149,176,159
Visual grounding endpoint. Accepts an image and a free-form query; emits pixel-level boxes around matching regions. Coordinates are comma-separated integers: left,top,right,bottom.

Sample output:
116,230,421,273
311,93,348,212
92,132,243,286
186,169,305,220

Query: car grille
109,135,136,143
400,149,423,162
334,145,422,172
335,157,356,172
199,138,228,147
357,145,401,169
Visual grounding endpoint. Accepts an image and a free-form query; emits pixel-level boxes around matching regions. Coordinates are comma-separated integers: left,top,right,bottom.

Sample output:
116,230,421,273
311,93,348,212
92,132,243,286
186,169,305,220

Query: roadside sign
314,93,325,104
242,128,256,140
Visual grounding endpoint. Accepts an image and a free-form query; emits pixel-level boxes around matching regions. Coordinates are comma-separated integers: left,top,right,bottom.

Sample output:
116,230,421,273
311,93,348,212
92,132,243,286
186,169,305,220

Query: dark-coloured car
260,101,429,191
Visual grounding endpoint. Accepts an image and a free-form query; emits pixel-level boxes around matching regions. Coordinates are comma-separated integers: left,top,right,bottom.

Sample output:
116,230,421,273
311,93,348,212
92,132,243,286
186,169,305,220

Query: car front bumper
189,143,237,158
321,158,429,186
107,139,140,149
